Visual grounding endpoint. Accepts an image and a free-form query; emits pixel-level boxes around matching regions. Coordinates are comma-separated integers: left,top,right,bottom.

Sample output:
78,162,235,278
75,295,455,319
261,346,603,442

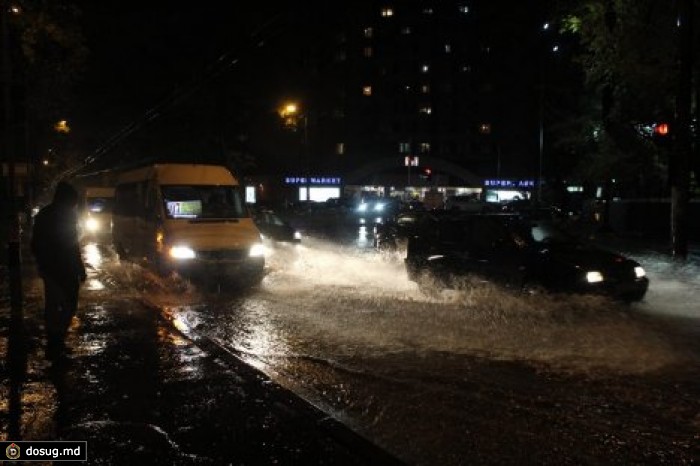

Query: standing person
31,181,87,354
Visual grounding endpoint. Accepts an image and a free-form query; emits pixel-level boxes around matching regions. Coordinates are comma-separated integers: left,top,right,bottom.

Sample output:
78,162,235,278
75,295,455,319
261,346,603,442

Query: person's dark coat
31,182,87,288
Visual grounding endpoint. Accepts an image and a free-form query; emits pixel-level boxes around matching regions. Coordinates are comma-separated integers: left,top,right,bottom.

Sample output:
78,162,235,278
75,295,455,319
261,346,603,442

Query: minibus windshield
87,197,113,213
161,185,248,219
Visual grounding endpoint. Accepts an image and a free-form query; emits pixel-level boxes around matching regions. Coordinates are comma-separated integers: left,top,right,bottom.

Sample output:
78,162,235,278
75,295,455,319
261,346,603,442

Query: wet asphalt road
83,219,700,466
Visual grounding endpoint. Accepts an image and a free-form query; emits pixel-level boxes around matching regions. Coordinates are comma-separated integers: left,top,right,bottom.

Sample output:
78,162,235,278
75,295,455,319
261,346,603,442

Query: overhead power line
69,12,286,179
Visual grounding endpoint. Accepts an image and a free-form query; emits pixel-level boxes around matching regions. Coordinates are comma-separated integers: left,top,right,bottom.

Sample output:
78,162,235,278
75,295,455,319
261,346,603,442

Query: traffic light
652,122,671,146
421,167,432,181
654,123,670,136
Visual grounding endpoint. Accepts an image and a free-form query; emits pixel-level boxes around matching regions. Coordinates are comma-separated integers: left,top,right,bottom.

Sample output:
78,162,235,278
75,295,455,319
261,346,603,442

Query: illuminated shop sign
484,179,535,189
284,176,342,185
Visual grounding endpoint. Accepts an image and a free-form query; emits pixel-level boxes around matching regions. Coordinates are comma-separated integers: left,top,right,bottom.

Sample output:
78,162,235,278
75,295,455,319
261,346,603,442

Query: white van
79,186,115,241
112,164,264,284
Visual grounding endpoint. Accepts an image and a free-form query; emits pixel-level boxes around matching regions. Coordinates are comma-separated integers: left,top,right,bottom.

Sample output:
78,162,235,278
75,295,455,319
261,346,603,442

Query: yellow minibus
112,164,264,285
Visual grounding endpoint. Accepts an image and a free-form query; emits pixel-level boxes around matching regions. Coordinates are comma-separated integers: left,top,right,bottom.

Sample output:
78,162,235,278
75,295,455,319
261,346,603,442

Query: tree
556,0,698,257
555,0,678,183
6,0,87,192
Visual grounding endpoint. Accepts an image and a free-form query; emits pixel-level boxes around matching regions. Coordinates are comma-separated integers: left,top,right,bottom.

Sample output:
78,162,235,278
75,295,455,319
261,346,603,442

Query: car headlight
293,231,302,240
169,245,196,259
374,203,385,212
249,243,265,257
85,218,100,232
357,203,368,212
634,266,646,278
585,271,604,283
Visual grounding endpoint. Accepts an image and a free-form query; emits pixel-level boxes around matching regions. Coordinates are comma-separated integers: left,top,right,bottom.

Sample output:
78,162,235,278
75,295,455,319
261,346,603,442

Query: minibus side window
115,183,143,217
143,182,161,220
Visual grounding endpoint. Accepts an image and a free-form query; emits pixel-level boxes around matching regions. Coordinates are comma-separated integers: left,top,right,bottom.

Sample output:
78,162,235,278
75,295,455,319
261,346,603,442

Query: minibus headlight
85,218,100,232
169,245,196,259
293,231,302,240
249,243,265,257
585,271,604,283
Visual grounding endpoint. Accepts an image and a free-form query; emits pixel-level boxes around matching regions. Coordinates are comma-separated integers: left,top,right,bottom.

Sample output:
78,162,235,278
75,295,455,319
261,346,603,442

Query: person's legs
43,276,67,355
43,276,64,339
59,279,80,338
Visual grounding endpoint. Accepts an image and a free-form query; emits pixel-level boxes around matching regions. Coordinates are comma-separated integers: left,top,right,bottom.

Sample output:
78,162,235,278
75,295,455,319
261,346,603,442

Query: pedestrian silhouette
31,182,87,355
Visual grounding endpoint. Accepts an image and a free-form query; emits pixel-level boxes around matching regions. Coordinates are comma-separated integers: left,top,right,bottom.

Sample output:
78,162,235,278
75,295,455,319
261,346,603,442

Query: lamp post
538,22,559,204
2,0,23,318
279,102,310,201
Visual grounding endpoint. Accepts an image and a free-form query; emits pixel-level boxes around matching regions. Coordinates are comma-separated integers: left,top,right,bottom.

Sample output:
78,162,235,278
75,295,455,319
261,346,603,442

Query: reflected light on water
357,226,368,246
171,311,193,336
83,243,103,269
85,279,105,291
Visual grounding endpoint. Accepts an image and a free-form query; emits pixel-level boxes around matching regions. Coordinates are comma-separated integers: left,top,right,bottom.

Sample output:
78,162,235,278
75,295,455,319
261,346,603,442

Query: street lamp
54,119,71,133
279,101,310,201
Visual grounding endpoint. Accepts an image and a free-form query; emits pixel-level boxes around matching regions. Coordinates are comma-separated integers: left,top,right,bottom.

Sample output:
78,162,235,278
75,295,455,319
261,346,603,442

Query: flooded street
88,232,700,465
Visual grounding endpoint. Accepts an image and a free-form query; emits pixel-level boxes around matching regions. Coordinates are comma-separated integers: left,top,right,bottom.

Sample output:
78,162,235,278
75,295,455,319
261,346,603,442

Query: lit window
364,27,373,38
381,7,394,17
363,86,372,96
399,142,411,153
461,64,472,72
444,43,452,53
423,8,433,14
420,142,431,153
459,5,469,14
421,64,429,73
364,46,373,57
419,106,432,115
336,142,345,155
421,84,430,94
401,26,412,35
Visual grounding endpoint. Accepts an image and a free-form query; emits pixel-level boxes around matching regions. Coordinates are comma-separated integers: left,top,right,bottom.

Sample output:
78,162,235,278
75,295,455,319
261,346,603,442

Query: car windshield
161,185,247,219
86,197,113,213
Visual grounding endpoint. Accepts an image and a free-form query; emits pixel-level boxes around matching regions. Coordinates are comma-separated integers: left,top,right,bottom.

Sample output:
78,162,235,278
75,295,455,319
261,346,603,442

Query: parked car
445,194,492,212
405,214,649,301
252,209,301,243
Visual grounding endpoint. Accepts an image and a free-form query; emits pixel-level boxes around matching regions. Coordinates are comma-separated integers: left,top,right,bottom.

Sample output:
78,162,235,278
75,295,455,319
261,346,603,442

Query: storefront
482,179,536,203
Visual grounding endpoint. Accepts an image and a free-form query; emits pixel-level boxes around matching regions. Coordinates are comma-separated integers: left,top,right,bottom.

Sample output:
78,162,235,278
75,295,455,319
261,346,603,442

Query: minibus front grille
197,249,248,261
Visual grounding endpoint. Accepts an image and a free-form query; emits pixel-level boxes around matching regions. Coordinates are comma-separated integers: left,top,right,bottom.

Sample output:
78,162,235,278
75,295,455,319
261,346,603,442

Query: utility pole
670,0,693,260
2,0,23,316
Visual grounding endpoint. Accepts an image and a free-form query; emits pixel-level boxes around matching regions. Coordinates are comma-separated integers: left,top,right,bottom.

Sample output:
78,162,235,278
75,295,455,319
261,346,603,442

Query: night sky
66,2,560,178
73,1,283,168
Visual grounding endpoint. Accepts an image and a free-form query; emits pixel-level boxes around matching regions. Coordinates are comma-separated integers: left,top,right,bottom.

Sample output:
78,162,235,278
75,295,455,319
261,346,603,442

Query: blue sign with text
284,176,342,185
484,179,535,189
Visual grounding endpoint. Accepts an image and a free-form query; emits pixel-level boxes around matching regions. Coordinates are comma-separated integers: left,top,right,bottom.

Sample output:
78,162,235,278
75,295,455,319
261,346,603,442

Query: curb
142,298,404,466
